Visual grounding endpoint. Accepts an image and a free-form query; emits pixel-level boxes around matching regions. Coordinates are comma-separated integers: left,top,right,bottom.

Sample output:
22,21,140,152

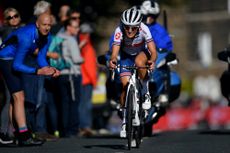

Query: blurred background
1,0,230,134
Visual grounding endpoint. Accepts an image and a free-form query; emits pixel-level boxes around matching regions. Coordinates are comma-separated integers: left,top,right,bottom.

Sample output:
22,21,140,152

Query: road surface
1,129,230,153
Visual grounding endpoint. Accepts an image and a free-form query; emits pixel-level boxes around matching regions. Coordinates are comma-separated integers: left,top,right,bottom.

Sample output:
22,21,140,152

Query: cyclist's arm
141,23,157,63
147,40,157,63
109,26,123,69
109,44,120,69
110,27,122,63
110,44,120,62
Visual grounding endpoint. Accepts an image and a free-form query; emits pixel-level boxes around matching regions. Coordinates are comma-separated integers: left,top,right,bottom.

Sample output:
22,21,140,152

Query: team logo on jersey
115,32,121,40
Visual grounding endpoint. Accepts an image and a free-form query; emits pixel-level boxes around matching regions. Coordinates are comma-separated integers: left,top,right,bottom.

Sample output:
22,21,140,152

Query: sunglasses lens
131,27,138,31
124,25,138,31
14,14,19,18
6,17,11,20
71,17,80,20
6,14,19,20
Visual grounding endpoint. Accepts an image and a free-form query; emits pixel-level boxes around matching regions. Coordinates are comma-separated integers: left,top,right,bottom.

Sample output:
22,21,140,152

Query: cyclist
109,7,157,137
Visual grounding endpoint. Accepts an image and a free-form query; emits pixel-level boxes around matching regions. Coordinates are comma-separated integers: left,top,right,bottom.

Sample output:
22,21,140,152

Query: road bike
111,65,149,150
97,52,181,145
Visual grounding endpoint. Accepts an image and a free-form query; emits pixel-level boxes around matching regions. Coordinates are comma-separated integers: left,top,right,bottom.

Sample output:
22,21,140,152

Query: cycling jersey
0,23,51,74
113,23,153,56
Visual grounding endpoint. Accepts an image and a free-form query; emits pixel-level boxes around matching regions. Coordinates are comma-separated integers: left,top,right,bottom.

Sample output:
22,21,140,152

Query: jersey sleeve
141,23,153,43
112,27,123,46
109,32,115,51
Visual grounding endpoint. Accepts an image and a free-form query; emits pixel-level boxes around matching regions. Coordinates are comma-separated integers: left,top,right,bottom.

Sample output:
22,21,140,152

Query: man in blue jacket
140,0,181,136
0,13,60,146
140,0,173,61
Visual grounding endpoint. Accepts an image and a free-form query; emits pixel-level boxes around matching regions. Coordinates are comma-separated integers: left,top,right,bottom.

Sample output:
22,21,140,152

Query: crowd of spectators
0,0,98,144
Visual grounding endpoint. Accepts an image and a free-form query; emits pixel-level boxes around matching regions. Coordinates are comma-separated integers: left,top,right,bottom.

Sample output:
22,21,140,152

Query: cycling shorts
0,59,23,94
119,49,150,78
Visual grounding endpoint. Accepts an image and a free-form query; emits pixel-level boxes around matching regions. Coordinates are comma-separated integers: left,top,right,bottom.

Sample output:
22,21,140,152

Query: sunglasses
123,25,139,31
6,14,19,21
71,17,80,20
70,25,79,29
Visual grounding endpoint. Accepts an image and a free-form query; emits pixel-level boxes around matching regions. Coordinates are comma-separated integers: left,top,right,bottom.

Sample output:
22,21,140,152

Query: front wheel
126,85,135,150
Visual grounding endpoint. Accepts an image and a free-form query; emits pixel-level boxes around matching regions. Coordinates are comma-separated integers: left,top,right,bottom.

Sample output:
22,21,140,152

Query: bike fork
122,89,140,126
133,90,140,126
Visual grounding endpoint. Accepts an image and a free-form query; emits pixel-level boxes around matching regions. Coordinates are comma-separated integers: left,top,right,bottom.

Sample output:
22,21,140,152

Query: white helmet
121,7,142,26
140,1,160,17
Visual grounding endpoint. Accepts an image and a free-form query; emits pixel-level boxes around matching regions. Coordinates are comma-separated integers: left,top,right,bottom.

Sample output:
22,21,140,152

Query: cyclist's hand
147,60,155,71
109,59,117,70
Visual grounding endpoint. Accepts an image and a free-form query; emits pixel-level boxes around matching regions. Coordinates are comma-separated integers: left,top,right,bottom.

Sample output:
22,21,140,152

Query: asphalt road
1,129,230,153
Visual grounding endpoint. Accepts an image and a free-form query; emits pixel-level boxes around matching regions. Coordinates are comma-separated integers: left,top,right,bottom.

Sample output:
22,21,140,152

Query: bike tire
126,85,135,150
135,92,144,148
134,126,142,148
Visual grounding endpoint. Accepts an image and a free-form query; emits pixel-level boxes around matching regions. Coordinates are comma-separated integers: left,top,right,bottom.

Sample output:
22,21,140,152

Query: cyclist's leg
119,55,134,137
119,54,134,108
120,76,129,108
135,51,151,110
119,66,131,124
119,76,129,137
135,51,148,79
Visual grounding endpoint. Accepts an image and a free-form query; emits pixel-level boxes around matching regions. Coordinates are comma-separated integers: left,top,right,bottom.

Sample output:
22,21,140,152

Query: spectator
69,9,82,46
78,23,98,137
33,0,52,16
28,0,56,25
51,4,71,35
69,8,81,25
22,0,59,141
0,13,60,146
0,7,24,145
51,18,83,137
0,8,24,40
58,5,71,24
